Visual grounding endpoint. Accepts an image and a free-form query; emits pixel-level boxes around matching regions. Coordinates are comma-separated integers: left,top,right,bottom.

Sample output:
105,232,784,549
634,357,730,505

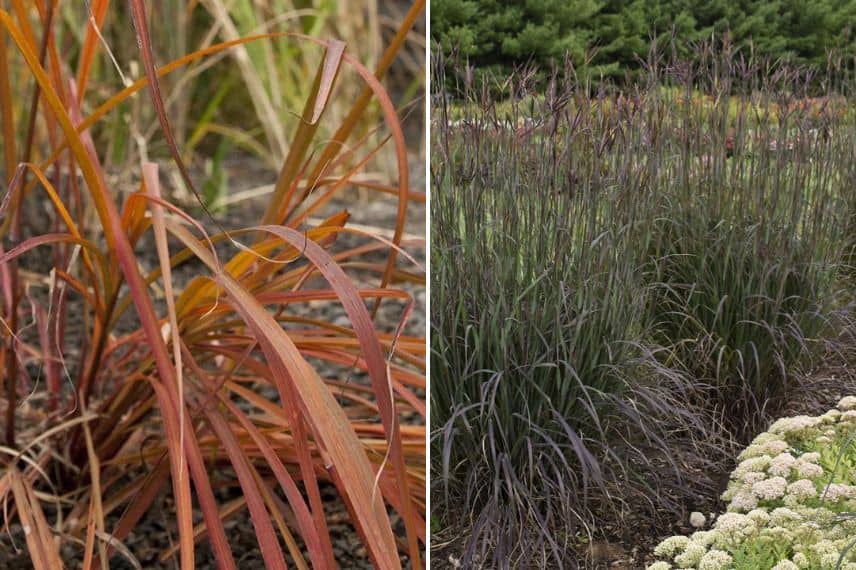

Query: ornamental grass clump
0,2,426,568
432,41,856,567
431,78,659,565
648,396,856,570
643,52,855,439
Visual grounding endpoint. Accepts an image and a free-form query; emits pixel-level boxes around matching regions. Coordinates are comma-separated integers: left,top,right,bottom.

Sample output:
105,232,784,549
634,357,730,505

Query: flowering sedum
647,396,856,569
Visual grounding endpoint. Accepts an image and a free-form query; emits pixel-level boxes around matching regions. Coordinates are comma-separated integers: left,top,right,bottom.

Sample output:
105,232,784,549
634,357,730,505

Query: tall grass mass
431,43,856,567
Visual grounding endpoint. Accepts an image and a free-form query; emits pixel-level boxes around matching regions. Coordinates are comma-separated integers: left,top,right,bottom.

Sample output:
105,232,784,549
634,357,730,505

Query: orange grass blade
25,33,387,190
157,496,246,563
0,234,104,267
128,0,220,224
333,53,411,312
215,393,330,566
144,162,188,485
121,188,151,249
81,422,108,570
76,0,110,97
305,0,424,188
0,17,15,184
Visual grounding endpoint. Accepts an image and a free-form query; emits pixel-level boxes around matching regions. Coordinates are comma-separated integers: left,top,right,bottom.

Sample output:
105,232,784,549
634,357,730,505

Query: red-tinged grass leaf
220,213,352,294
255,484,310,570
179,344,321,567
166,222,402,569
101,459,170,564
288,131,390,226
180,295,335,569
143,382,197,570
157,393,238,570
222,380,292,427
294,177,426,204
245,230,423,307
28,31,402,195
310,354,426,417
361,467,426,543
230,224,422,564
6,466,63,570
95,381,236,570
121,189,151,249
309,40,345,125
195,400,288,570
173,213,349,318
24,24,418,257
1,162,104,290
306,0,425,187
17,0,57,171
179,287,412,330
343,179,426,203
262,39,346,225
66,35,298,144
53,269,98,310
157,497,250,564
18,0,65,111
330,51,410,314
254,287,412,307
26,33,280,200
0,8,121,252
336,262,424,285
298,347,426,391
105,190,223,327
0,234,105,269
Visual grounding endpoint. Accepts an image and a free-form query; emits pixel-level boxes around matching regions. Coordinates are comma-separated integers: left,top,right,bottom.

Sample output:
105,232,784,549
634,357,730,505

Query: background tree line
432,0,856,86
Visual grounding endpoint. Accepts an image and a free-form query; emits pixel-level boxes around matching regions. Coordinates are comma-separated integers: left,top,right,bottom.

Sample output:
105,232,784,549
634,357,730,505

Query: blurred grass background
5,0,425,209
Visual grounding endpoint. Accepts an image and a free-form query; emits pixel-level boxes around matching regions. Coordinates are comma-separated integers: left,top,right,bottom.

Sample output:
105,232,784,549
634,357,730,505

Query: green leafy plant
0,1,426,568
648,397,856,570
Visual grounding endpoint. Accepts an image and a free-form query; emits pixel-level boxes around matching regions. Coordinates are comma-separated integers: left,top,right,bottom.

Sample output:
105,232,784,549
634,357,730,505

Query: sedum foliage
649,397,856,570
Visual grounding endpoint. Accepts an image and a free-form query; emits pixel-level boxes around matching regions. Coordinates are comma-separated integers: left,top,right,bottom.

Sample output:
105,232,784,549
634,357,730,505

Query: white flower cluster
647,395,856,570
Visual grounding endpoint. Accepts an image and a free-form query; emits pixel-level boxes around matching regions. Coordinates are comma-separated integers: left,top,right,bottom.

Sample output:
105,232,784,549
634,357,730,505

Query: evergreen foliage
432,0,856,81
